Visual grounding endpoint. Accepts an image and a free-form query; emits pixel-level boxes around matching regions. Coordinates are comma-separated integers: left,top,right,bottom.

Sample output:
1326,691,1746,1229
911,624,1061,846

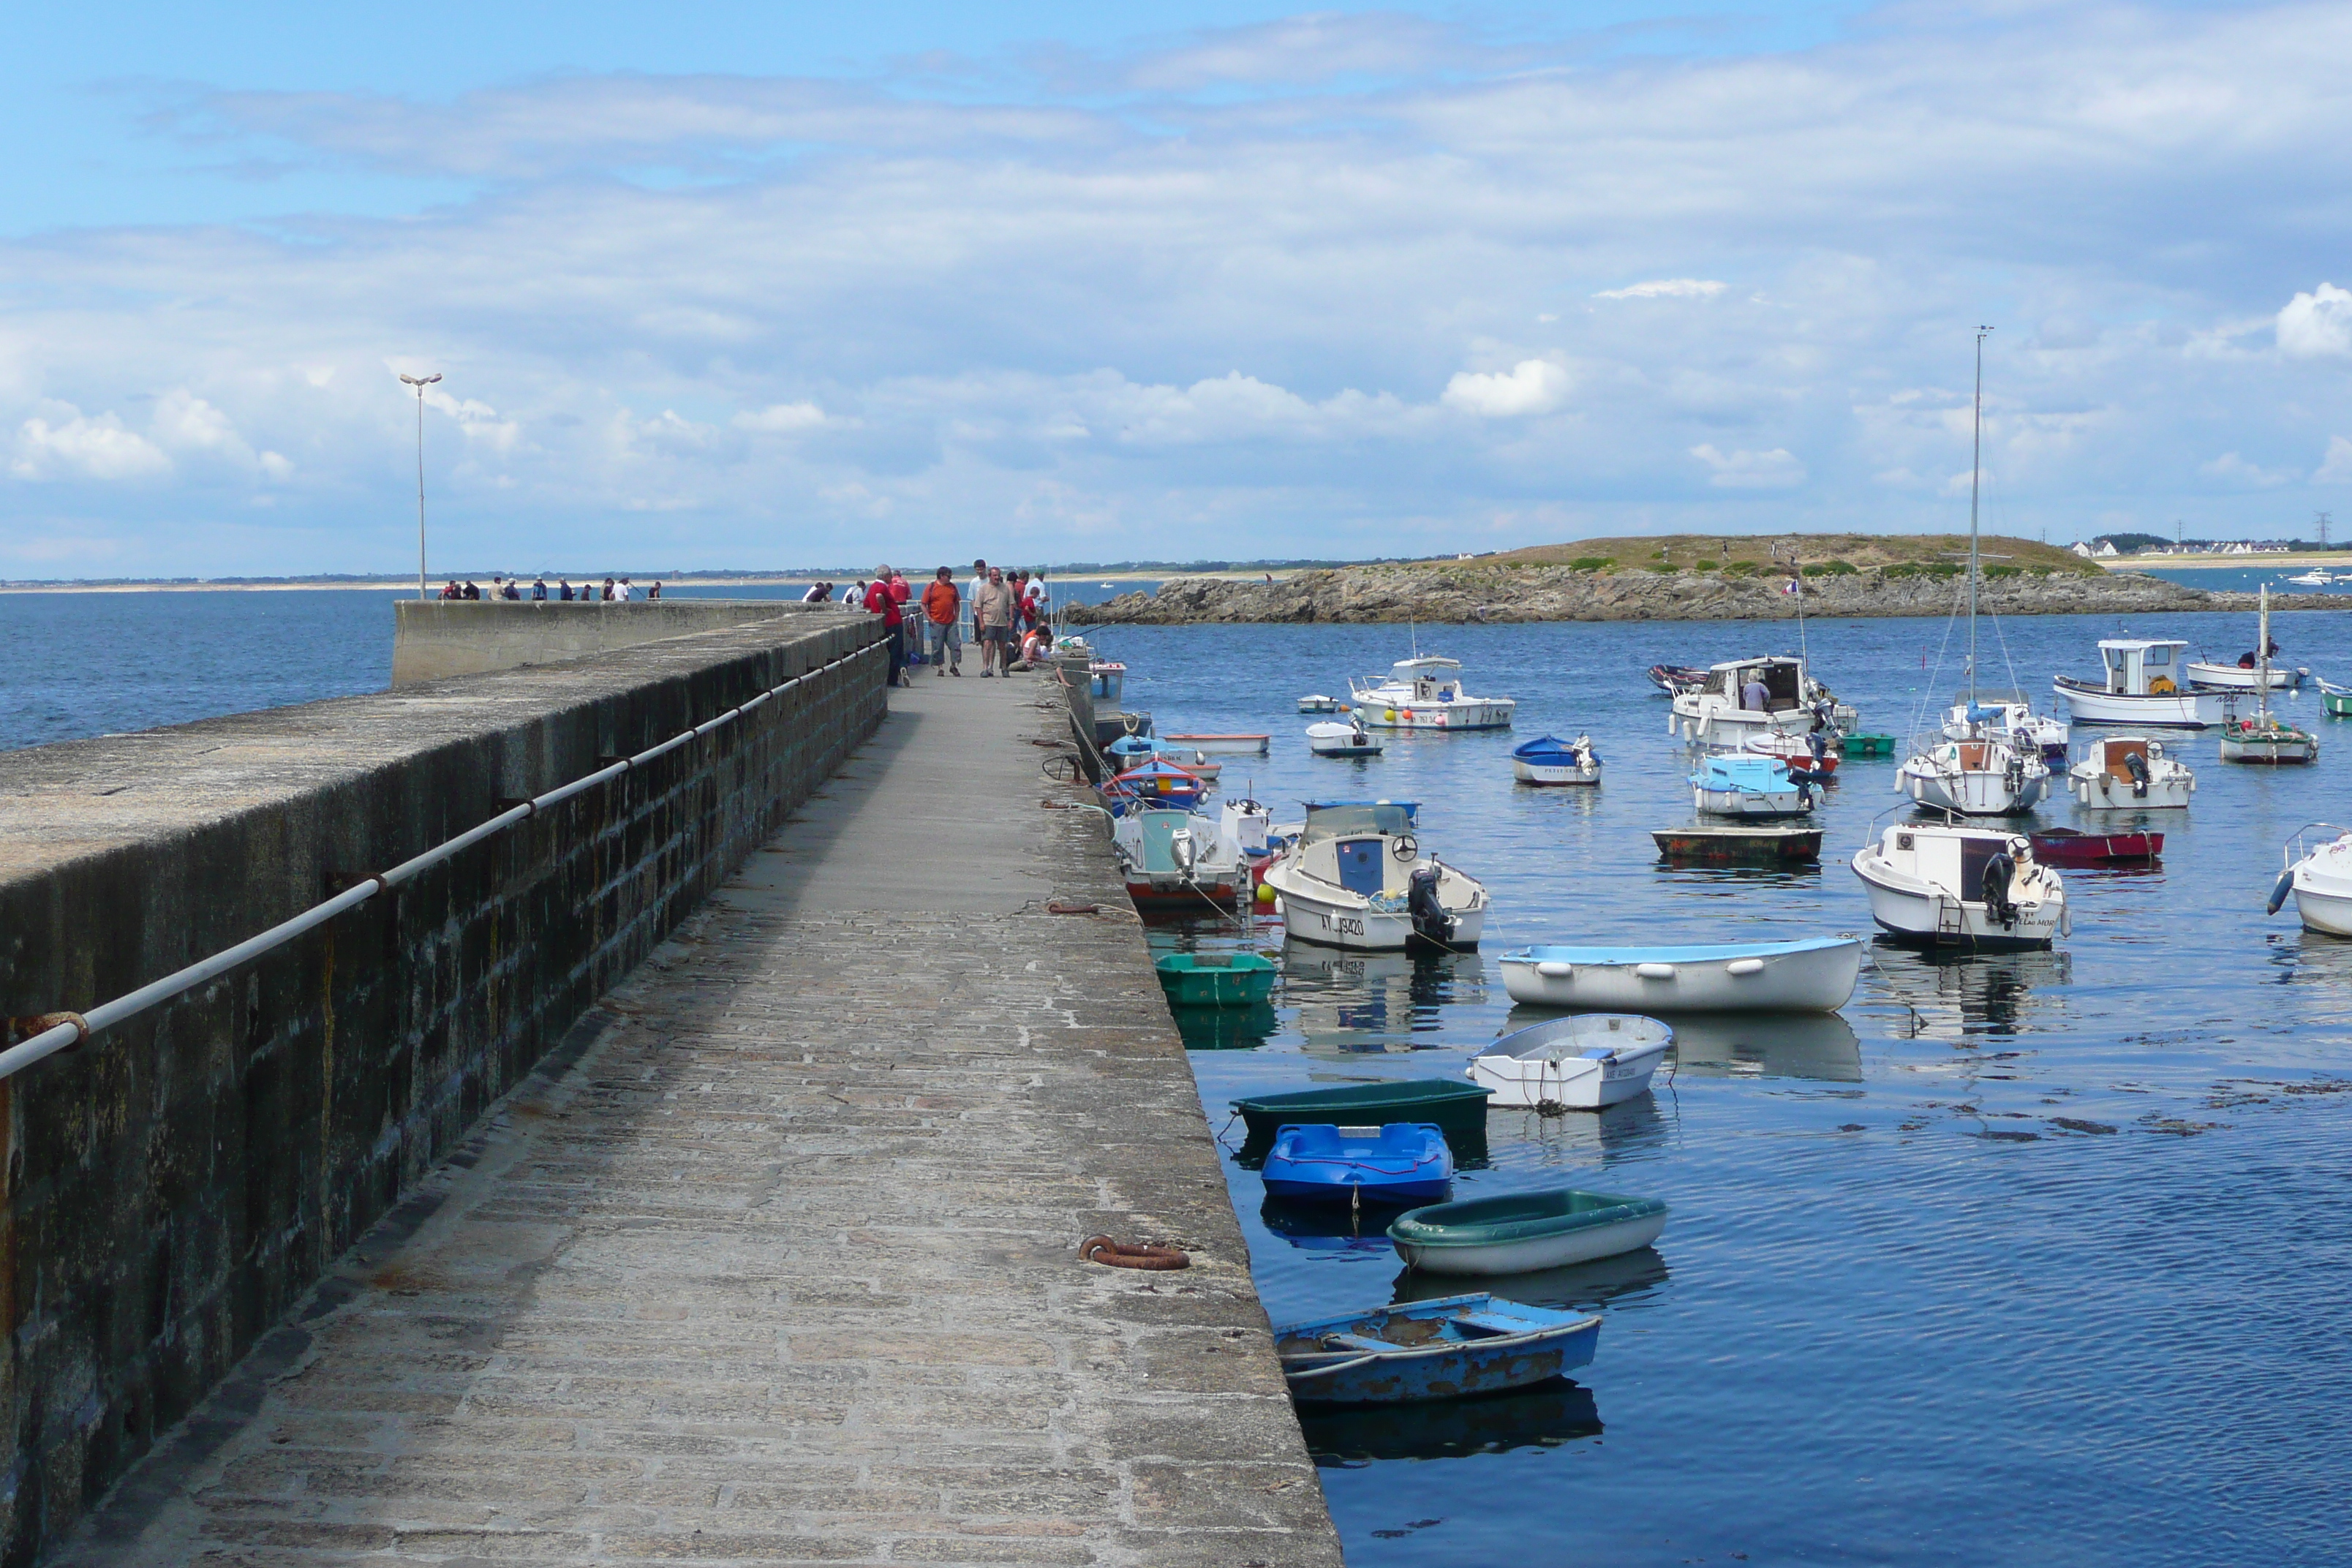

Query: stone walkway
63,668,1341,1567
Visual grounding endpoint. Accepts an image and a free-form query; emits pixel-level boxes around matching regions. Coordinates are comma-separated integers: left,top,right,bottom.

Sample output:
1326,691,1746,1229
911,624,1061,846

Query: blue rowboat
1275,1292,1601,1406
1262,1123,1453,1203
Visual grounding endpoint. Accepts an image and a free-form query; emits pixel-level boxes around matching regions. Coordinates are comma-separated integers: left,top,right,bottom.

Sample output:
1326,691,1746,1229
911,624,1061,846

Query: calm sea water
0,578,1155,753
1097,611,2352,1568
8,588,2349,1561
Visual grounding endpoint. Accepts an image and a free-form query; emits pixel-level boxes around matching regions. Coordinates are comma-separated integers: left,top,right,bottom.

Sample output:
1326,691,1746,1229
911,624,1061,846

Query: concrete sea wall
0,615,886,1563
391,598,843,685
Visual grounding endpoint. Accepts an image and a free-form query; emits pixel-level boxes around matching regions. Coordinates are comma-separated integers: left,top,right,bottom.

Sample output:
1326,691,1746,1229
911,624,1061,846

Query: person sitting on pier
463,581,482,600
440,580,461,600
600,577,616,600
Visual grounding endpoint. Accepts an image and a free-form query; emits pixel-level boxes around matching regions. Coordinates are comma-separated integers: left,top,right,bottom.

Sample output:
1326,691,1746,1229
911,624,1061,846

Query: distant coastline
0,568,1233,597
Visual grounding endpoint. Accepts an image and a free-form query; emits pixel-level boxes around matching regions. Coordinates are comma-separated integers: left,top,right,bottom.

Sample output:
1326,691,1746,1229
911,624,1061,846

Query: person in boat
1742,674,1771,712
2237,637,2282,668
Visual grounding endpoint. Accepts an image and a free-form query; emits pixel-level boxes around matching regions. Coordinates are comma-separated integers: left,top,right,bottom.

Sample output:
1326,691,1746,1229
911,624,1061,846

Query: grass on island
1437,532,2103,578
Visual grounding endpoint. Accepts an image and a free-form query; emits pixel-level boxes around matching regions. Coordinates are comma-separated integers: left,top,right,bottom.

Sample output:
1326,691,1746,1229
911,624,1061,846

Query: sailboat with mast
2217,585,2318,764
1897,329,2051,816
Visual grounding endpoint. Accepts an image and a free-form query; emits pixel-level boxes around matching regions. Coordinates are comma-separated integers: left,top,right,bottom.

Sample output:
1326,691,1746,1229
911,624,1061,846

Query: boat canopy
1701,655,1804,707
1300,801,1419,843
2095,638,2187,694
1390,656,1461,677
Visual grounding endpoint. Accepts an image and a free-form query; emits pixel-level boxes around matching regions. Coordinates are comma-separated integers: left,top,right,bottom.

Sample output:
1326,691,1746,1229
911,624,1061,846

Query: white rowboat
1465,1014,1673,1109
1495,938,1860,1014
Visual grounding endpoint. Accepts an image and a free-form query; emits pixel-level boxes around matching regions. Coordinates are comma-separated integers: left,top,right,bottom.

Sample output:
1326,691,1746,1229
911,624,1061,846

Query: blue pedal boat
1262,1123,1454,1203
1274,1292,1602,1406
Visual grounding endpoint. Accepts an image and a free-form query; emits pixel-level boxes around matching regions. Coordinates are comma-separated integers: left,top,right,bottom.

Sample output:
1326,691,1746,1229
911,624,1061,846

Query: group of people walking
438,576,659,601
835,559,1051,688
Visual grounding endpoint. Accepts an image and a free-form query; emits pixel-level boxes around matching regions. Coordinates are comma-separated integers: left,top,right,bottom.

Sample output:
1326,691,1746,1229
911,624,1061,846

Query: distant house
2070,541,2095,557
2094,540,2119,558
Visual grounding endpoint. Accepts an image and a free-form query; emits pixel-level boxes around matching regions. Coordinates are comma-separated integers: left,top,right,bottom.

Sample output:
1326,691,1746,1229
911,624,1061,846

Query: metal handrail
0,641,883,1084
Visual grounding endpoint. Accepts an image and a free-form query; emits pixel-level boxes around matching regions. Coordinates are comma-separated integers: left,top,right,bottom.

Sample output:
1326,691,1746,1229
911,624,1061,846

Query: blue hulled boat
1262,1122,1453,1203
1275,1292,1602,1406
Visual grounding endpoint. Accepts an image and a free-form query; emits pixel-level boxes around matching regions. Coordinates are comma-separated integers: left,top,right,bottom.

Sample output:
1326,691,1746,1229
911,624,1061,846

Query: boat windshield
1301,803,1416,843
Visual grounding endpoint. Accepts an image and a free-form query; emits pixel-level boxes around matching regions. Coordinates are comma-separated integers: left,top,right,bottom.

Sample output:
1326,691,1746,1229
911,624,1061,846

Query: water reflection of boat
1392,1244,1670,1311
1297,1379,1602,1463
1259,1194,1419,1255
1871,943,2070,1039
1482,1089,1672,1165
1284,946,1483,1055
1660,1011,1863,1082
1172,1000,1278,1050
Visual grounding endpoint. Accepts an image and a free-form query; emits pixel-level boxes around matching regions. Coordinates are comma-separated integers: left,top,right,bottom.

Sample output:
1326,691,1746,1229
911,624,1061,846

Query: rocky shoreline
1064,564,2336,625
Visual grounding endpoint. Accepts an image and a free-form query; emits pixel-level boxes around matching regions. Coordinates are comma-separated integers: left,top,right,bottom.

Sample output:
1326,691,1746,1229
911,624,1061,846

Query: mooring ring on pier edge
1079,1235,1191,1270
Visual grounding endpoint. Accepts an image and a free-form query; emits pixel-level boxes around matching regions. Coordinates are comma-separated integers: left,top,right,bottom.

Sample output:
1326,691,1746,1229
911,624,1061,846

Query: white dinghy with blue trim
1496,936,1861,1014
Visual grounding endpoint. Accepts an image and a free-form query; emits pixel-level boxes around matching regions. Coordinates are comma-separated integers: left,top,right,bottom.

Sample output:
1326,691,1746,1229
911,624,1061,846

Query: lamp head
399,372,443,388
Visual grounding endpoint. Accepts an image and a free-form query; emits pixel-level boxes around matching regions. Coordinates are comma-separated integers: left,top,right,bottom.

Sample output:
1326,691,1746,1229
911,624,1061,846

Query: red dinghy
2029,828,2163,865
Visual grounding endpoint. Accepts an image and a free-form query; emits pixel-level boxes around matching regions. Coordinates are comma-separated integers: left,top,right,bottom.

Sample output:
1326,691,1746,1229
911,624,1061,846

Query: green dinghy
1232,1079,1493,1156
1388,1188,1670,1275
1156,951,1277,1008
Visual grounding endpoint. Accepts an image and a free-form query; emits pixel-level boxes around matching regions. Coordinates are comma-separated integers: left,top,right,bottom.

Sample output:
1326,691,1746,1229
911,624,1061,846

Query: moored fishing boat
1388,1190,1671,1275
1349,655,1515,730
2318,679,2352,717
2217,587,2318,764
1465,1014,1673,1109
1163,732,1272,754
2054,639,2232,727
2029,828,2161,866
2268,824,2352,934
1669,655,1827,743
1512,734,1602,785
1896,734,2049,815
1275,1293,1602,1406
1110,806,1246,910
1691,753,1815,818
1940,693,2070,764
1851,822,2067,949
1496,936,1861,1013
1262,1123,1453,1203
2067,736,2195,808
1261,800,1488,952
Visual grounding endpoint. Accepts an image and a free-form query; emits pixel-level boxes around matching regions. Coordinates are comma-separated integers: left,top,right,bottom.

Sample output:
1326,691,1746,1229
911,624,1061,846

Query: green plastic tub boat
1232,1079,1493,1150
1388,1188,1670,1275
1839,732,1898,758
1156,951,1278,1009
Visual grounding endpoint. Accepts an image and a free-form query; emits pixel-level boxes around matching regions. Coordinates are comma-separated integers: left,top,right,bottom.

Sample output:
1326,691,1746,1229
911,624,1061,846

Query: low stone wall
0,614,886,1561
391,598,849,685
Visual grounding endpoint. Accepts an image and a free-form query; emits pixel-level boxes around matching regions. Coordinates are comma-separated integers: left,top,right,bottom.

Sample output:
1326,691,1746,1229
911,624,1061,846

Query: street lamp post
399,372,442,599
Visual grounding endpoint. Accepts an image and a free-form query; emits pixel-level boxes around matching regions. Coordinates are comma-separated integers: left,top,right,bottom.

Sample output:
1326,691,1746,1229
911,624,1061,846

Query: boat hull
1466,1039,1670,1109
1278,1302,1600,1406
1650,826,1823,864
2187,662,2303,691
1694,784,1812,818
2053,679,2230,728
1392,1210,1668,1275
1668,705,1810,743
2294,884,2352,936
1852,849,2062,949
1267,868,1485,953
2220,734,2318,764
1356,701,1515,731
1898,762,2047,815
1124,877,1243,911
2069,773,2193,808
1496,938,1861,1014
1514,758,1601,785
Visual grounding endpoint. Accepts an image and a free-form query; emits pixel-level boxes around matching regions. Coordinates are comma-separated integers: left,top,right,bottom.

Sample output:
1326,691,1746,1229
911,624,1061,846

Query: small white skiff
1307,720,1383,757
1466,1014,1673,1109
1495,937,1861,1014
1264,801,1488,952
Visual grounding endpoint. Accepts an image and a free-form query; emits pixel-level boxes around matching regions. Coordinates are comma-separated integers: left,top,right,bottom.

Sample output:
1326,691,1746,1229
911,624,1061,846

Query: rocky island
1064,532,2327,625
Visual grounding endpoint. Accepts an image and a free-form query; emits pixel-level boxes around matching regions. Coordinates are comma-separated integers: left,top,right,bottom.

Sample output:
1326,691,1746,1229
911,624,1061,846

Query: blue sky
4,1,2349,576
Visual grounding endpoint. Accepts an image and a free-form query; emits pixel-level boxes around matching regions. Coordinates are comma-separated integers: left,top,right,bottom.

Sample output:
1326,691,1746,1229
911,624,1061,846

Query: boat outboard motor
1170,827,1199,882
1981,851,2020,930
2125,749,2151,799
1406,864,1456,949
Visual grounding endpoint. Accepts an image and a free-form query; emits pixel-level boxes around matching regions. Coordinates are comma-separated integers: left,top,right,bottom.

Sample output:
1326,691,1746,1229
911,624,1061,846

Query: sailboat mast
2258,583,2272,728
1967,326,1989,704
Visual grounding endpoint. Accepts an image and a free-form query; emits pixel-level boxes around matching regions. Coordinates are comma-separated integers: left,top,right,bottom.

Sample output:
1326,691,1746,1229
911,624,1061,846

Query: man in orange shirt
920,567,962,676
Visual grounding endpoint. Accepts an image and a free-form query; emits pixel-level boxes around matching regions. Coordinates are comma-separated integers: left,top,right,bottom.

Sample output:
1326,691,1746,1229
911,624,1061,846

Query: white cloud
11,404,171,482
734,401,828,434
2315,437,2352,484
2278,284,2352,358
1594,279,1727,301
1690,445,1806,489
2200,451,2293,487
1441,361,1569,418
152,388,293,478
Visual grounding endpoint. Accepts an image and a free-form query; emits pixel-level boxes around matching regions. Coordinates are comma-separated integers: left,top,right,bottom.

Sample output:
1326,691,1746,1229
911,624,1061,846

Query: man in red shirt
919,567,962,676
864,563,909,688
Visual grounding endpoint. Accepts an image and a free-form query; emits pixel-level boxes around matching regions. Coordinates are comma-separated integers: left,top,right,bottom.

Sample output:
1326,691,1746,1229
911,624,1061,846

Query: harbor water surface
1106,613,2352,1567
7,593,2349,1563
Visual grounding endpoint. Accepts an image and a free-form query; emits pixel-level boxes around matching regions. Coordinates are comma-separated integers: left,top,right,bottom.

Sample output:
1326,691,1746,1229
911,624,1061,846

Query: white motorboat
1349,655,1515,730
1298,694,1348,714
2217,587,2319,765
2187,660,2306,691
1466,1015,1675,1110
2286,568,2334,588
2067,736,2195,809
1851,822,2067,949
2053,640,2232,727
1690,753,1815,818
1307,718,1383,757
1668,655,1822,743
1512,734,1601,785
1109,805,1248,911
1262,800,1488,952
1496,937,1861,1014
1896,735,2049,815
1940,693,2069,764
2269,824,2352,935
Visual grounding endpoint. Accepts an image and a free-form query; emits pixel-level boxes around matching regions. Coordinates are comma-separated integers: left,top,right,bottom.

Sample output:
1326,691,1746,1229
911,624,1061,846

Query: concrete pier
58,671,1343,1566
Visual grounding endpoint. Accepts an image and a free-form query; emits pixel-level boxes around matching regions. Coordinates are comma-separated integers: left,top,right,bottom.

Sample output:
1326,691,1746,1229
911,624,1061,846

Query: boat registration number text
1317,912,1368,936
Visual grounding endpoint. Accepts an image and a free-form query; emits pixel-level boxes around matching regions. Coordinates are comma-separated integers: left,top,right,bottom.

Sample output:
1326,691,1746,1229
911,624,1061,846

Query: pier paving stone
60,669,1341,1568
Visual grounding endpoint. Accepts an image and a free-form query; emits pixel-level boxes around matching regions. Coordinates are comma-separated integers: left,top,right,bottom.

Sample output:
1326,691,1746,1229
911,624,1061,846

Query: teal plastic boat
1156,951,1277,1008
1232,1079,1493,1147
1388,1188,1670,1275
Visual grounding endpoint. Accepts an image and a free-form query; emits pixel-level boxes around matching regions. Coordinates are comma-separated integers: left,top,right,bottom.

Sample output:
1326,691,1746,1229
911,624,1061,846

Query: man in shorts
972,566,1016,676
920,567,962,676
